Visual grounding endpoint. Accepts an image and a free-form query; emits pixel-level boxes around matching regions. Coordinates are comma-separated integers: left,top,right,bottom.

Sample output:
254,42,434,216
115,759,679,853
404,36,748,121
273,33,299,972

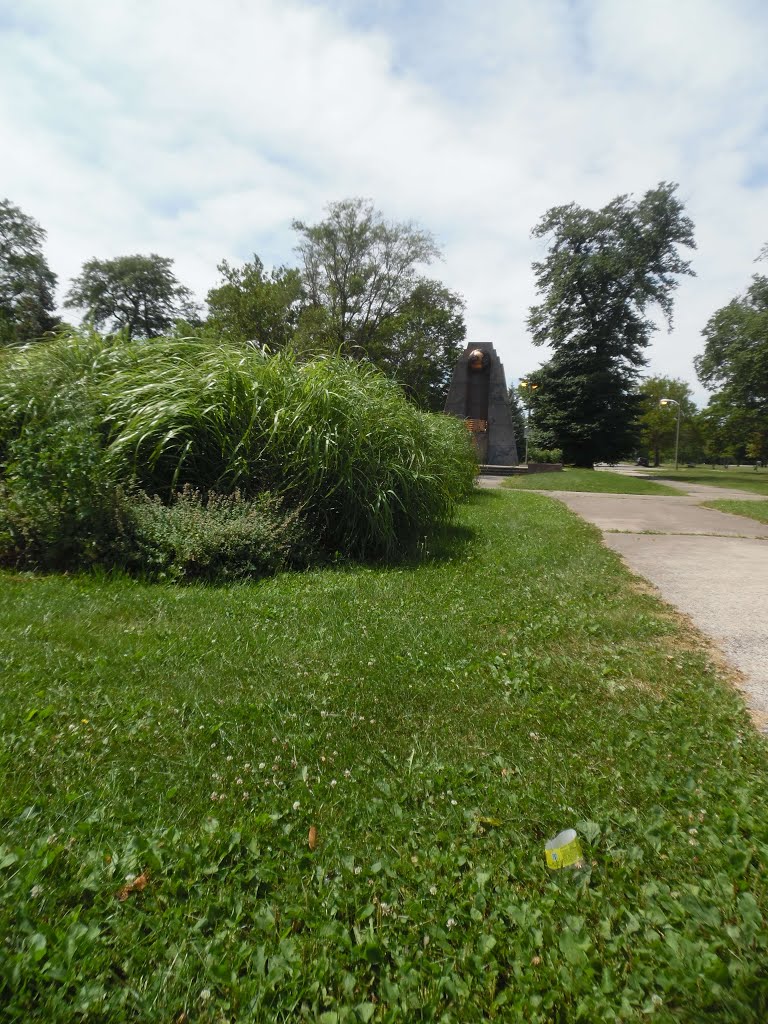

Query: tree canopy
293,198,440,357
695,251,768,461
637,375,697,466
0,198,59,346
372,280,466,411
288,198,465,408
527,182,696,465
205,256,303,350
65,254,197,339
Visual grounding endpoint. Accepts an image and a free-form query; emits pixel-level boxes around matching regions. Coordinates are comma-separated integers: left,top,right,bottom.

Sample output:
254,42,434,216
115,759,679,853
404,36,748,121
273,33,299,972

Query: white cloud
1,0,766,402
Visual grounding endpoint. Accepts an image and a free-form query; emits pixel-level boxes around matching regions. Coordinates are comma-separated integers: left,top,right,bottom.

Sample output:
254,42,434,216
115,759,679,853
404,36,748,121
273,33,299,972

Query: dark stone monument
443,342,519,465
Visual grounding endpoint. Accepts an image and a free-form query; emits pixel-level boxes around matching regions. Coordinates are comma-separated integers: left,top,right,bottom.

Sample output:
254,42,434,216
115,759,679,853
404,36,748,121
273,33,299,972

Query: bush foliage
527,446,563,464
0,331,476,574
122,486,312,582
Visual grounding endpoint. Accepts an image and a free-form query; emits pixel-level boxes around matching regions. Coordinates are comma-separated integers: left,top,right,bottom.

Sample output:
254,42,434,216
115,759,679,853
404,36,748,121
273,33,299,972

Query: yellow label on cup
545,828,584,870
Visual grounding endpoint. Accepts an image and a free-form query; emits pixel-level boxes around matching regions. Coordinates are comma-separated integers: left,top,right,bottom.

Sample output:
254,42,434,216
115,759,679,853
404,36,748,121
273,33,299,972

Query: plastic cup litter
545,828,584,870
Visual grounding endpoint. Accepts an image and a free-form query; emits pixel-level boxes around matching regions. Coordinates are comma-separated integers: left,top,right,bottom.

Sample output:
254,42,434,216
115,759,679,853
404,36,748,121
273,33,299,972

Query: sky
1,0,767,403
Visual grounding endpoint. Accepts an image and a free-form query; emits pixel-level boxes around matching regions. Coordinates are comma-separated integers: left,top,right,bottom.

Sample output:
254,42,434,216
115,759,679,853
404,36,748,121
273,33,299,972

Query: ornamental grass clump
99,338,476,557
0,331,476,571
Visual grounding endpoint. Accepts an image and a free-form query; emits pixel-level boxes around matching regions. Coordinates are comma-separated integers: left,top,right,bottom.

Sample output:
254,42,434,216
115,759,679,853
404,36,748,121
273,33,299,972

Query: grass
702,499,768,525
502,468,683,495
639,467,768,497
2,490,768,1021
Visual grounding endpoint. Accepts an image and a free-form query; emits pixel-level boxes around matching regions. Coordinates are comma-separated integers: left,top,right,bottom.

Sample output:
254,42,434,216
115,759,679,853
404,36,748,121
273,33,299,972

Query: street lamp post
519,380,538,465
659,398,681,470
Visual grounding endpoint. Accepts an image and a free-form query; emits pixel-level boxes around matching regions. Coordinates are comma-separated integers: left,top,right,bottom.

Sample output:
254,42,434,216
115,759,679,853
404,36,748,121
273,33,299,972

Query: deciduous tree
0,198,59,345
528,182,695,466
65,254,197,339
205,256,304,350
695,249,768,463
293,198,440,357
637,375,697,466
293,198,466,409
373,280,466,410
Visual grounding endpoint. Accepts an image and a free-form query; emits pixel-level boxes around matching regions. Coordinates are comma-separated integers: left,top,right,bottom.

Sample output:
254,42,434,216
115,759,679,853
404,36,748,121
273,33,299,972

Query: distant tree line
3,188,766,461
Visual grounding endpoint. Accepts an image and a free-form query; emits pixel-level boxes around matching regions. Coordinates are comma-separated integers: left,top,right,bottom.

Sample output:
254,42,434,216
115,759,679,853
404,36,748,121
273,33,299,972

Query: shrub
119,486,313,582
527,446,563,464
0,420,120,570
0,331,476,571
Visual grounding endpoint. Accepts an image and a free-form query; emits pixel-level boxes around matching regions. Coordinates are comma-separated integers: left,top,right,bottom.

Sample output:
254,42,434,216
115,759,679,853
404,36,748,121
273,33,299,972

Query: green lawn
641,467,768,496
502,468,683,494
2,491,767,1021
703,499,768,525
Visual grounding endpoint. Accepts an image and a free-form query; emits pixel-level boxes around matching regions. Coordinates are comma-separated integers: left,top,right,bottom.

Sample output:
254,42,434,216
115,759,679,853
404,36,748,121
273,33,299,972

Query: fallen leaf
116,871,149,901
308,825,318,851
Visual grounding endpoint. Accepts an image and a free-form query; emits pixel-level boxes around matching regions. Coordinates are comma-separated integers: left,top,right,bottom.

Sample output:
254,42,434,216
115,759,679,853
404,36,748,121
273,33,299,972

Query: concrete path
479,474,768,727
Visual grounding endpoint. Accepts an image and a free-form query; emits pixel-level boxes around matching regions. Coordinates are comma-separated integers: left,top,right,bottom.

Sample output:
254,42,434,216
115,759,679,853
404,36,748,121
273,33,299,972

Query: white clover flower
292,801,300,810
446,917,456,929
429,884,438,895
259,762,266,770
354,865,362,875
330,779,337,787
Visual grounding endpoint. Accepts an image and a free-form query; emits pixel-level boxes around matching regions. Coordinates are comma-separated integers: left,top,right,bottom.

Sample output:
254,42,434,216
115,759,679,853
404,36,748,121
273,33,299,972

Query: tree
694,396,749,465
293,198,440,357
506,385,527,451
292,198,467,409
637,375,697,466
695,250,768,463
527,182,695,466
0,198,59,345
374,280,466,410
65,254,197,339
205,256,304,350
